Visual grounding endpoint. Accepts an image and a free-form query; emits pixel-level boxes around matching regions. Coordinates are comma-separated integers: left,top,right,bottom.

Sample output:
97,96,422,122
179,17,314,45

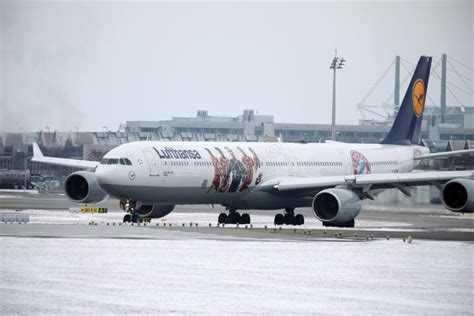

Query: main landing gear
274,208,304,226
218,209,251,225
123,213,141,223
120,200,141,223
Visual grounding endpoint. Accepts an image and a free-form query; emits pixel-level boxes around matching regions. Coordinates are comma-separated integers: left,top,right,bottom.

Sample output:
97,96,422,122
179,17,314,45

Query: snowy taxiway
1,236,472,314
0,191,473,314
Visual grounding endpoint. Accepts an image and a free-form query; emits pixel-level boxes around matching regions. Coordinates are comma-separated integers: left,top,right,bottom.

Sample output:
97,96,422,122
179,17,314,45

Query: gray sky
0,0,472,132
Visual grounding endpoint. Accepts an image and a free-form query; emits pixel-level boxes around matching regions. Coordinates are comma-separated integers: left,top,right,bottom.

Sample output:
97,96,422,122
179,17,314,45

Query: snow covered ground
0,237,472,314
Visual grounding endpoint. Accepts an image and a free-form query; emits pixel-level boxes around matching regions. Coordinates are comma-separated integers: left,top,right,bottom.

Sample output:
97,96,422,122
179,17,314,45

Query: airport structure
0,55,473,177
1,107,473,177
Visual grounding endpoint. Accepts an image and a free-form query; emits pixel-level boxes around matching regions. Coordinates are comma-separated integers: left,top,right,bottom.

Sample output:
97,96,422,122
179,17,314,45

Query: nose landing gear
274,208,304,226
218,209,251,225
120,199,142,223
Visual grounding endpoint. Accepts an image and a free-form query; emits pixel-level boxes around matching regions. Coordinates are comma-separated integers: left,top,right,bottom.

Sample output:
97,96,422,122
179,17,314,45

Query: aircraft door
284,153,295,176
143,150,160,176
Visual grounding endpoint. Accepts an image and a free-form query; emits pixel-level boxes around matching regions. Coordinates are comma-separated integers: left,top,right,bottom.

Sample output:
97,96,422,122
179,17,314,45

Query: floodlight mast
330,49,345,141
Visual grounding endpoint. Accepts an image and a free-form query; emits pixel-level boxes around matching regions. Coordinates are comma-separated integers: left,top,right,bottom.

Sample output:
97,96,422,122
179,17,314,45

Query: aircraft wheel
274,213,284,225
345,219,355,228
240,213,251,225
123,214,131,223
295,214,304,226
226,212,240,224
218,213,227,224
131,214,141,223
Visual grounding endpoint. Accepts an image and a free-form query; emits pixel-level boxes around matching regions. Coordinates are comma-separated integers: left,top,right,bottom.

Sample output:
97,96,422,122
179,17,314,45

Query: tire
131,214,141,223
274,213,284,225
295,214,304,226
284,214,293,225
27,185,33,190
240,213,251,225
14,184,19,190
345,219,355,228
218,213,227,224
123,214,131,223
226,212,240,224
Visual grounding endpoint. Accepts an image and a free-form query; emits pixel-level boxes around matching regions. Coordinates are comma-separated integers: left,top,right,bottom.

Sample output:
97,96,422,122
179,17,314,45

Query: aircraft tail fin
381,56,432,145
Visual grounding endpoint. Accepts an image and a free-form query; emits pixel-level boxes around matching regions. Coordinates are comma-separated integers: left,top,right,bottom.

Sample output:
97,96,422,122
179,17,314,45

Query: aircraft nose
95,165,113,185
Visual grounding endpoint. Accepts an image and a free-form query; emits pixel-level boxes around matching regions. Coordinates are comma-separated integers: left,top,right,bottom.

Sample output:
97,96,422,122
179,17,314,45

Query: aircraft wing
415,149,474,160
31,143,99,169
259,170,474,192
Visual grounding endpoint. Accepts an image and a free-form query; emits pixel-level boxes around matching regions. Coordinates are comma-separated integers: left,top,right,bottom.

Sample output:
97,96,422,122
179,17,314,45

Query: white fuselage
94,141,428,210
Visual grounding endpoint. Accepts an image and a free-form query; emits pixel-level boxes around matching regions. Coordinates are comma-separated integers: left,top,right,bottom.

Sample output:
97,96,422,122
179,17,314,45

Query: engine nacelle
312,188,361,225
136,204,175,218
64,171,109,204
441,178,474,213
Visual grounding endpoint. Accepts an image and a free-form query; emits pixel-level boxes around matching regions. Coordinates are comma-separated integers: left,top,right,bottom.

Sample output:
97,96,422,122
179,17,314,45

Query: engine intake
312,188,361,225
136,204,175,218
64,171,108,204
441,178,474,213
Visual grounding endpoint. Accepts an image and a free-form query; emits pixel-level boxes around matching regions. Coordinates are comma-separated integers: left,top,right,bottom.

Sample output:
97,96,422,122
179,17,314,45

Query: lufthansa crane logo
412,79,425,117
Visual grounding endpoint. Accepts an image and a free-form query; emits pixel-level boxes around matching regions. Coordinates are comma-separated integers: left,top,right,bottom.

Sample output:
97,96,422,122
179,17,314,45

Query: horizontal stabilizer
415,149,474,160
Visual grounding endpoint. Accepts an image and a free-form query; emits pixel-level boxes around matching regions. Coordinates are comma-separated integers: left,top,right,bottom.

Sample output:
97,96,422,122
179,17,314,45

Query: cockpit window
100,158,108,164
119,158,133,165
107,159,119,165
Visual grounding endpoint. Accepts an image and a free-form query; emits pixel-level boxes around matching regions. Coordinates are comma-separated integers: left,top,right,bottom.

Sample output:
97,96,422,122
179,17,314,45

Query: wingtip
32,143,43,158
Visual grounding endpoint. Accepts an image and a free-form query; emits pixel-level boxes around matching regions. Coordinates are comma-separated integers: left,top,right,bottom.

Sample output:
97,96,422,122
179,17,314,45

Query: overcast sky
0,0,472,132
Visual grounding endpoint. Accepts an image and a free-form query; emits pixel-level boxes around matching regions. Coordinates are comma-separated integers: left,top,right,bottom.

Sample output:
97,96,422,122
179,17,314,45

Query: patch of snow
0,189,38,194
0,238,471,314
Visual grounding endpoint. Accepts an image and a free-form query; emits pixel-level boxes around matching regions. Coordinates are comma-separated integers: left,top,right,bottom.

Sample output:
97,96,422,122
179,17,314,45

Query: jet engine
312,188,361,227
136,204,175,219
64,171,109,204
441,178,474,213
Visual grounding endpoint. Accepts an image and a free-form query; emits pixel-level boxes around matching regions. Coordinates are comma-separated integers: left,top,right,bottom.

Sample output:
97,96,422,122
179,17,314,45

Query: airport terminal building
1,109,473,176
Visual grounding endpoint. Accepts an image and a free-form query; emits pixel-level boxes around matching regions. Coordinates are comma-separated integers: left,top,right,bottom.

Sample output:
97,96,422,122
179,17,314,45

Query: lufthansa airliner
32,56,474,226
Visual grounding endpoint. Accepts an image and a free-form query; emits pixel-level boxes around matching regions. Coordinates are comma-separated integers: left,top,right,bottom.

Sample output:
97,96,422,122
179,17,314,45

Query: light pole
330,50,346,141
103,126,109,151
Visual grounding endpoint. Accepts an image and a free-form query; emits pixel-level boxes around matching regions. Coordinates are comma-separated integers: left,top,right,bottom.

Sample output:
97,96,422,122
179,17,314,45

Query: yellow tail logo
412,79,425,117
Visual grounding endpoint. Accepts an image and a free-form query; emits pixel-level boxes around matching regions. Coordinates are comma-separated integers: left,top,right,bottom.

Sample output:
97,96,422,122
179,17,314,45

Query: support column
394,56,400,106
441,54,447,123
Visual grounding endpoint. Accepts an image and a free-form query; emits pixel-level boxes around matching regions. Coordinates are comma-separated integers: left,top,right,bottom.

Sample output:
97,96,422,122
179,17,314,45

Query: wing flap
262,171,474,192
354,171,474,185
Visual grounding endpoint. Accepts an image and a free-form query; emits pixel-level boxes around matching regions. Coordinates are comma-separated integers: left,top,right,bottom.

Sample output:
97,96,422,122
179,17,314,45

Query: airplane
32,56,474,227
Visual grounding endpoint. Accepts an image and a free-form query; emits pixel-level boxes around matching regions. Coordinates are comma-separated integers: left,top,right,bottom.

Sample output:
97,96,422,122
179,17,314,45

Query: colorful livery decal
351,150,371,175
204,146,261,193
